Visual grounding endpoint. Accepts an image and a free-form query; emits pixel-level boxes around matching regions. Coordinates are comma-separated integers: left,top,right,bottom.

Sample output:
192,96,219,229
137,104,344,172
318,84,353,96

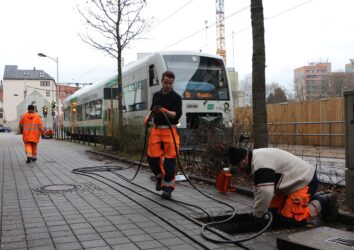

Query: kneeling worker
228,147,338,226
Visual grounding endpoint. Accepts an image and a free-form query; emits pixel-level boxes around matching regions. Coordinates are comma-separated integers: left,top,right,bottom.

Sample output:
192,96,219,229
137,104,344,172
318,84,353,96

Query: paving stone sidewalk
0,133,351,250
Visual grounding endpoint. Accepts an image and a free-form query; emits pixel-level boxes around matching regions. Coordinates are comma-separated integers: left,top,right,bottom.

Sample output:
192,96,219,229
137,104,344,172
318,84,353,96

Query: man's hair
27,104,35,111
162,70,175,80
228,147,248,166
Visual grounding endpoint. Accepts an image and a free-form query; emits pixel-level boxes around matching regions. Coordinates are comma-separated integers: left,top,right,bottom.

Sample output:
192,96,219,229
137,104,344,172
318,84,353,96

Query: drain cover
32,183,101,195
326,237,354,247
33,184,79,194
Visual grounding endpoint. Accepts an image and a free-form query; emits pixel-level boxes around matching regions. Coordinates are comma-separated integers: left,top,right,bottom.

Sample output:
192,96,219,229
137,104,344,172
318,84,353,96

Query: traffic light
42,105,48,118
51,101,56,112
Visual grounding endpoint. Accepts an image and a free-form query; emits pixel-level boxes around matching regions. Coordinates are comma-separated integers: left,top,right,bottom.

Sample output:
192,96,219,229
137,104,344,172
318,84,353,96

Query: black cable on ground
73,110,272,246
71,169,212,250
160,111,273,245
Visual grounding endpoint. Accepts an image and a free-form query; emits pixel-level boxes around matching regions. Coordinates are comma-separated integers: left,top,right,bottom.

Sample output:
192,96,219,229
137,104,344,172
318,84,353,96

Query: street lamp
38,52,59,129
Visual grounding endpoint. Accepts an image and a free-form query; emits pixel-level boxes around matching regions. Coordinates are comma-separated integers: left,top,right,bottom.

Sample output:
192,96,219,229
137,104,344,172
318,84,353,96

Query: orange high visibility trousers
269,186,320,222
25,142,38,158
148,127,179,191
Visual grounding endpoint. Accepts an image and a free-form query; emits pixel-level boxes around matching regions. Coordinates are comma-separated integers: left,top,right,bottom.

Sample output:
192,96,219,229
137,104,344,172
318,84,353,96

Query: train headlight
224,102,230,110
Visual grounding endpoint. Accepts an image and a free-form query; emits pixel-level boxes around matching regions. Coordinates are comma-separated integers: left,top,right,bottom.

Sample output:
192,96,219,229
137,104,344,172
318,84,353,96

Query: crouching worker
144,70,182,199
228,147,338,227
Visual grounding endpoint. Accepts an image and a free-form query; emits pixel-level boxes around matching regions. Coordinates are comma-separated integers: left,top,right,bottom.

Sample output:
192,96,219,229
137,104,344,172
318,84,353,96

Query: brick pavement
0,132,351,250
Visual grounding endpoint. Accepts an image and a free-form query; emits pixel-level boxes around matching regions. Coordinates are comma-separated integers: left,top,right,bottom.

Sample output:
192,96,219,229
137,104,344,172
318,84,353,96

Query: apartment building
294,61,331,100
2,65,56,130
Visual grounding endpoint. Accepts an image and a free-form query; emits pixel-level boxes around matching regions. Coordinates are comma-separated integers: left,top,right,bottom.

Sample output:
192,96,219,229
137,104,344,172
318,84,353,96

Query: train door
148,64,161,108
103,87,116,136
70,102,77,134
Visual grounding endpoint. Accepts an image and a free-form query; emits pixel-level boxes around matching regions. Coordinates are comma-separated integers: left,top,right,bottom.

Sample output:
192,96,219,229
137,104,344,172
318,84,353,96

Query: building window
46,91,50,97
40,81,50,87
40,72,45,78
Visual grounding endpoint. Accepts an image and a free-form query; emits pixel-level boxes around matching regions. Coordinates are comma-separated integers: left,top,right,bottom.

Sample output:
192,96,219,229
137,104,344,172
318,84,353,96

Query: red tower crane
216,0,226,65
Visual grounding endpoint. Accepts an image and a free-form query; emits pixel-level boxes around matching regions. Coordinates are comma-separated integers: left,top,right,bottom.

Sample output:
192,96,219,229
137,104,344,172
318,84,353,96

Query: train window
123,79,148,112
84,100,102,120
149,65,159,86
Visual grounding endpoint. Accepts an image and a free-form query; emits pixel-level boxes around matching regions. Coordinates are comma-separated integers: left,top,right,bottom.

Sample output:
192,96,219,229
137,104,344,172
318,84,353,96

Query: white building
3,65,56,130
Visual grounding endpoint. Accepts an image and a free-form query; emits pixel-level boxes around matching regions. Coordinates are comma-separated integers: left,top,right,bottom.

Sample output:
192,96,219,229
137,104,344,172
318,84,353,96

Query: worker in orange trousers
19,104,45,163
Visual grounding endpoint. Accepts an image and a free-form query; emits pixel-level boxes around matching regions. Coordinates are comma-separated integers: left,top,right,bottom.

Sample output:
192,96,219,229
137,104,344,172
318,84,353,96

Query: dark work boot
32,157,37,162
26,157,32,163
162,190,172,199
155,178,162,191
316,193,338,222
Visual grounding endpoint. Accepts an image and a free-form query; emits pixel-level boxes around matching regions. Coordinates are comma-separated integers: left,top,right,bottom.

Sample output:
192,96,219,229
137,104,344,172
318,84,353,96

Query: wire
164,0,313,51
162,5,249,50
159,111,273,244
151,0,196,31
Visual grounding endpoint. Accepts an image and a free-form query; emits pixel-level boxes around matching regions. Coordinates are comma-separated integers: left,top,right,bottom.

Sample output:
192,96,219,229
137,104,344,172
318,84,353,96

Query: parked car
0,126,11,133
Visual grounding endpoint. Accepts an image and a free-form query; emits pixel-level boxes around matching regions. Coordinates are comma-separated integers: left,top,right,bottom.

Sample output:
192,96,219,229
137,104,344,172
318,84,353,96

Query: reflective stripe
154,125,176,129
309,200,321,217
162,179,175,187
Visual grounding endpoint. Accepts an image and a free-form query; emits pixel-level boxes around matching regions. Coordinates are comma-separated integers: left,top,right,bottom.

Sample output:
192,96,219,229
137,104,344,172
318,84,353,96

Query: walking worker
228,147,338,227
144,70,182,199
19,104,45,163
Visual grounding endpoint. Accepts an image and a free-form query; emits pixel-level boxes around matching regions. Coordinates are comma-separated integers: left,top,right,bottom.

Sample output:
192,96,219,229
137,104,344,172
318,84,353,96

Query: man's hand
144,115,150,127
160,107,168,113
152,105,162,113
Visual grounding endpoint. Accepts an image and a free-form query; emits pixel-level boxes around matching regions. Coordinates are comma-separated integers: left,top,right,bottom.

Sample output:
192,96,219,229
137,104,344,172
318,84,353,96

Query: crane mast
216,0,226,65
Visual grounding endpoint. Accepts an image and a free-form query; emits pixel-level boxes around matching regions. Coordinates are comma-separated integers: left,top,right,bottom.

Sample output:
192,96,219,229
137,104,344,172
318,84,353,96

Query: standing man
228,147,338,227
19,104,45,163
144,70,182,199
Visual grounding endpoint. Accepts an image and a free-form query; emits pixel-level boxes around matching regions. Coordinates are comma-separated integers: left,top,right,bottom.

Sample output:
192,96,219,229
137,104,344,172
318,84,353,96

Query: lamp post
38,53,59,129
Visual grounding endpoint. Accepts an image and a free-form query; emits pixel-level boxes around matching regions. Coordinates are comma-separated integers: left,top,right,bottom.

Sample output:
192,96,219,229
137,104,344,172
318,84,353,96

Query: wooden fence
234,97,344,147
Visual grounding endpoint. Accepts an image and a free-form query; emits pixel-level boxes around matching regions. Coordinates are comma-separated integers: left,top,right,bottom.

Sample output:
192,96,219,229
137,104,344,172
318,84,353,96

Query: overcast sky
0,0,353,91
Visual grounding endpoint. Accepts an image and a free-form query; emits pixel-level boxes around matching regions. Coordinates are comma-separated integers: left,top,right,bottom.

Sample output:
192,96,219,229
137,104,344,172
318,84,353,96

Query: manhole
33,184,79,194
197,213,303,235
32,183,101,195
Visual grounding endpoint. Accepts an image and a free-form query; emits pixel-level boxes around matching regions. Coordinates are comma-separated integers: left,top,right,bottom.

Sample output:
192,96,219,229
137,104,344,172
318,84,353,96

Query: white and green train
63,50,234,137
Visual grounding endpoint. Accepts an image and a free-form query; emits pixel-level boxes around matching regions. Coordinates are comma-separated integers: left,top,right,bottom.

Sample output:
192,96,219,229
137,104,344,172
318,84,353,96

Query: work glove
152,105,162,113
144,115,151,128
152,105,169,114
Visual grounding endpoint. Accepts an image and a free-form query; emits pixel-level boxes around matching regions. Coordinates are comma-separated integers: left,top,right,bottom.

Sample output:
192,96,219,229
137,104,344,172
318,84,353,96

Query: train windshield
163,55,230,100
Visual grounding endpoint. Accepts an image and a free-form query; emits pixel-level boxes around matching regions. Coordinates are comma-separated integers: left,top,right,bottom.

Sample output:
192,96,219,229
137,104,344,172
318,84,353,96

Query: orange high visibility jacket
19,111,44,143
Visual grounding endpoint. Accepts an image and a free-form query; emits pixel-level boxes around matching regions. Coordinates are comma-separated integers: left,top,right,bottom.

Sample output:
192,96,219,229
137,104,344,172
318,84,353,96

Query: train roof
63,50,223,104
63,74,117,104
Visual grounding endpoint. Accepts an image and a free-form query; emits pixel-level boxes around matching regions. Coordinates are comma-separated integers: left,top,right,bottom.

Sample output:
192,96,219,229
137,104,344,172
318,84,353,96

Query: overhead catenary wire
161,0,313,51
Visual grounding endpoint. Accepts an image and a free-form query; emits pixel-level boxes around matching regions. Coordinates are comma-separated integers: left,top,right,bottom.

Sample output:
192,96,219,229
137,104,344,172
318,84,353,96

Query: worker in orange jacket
19,104,45,163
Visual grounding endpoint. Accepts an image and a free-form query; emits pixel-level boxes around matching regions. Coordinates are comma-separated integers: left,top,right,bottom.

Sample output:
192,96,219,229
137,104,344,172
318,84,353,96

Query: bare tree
322,72,354,97
78,0,151,134
294,76,307,101
251,0,268,148
266,82,288,104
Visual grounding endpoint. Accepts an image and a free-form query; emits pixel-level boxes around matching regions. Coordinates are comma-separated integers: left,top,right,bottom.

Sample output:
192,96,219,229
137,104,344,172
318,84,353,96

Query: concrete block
345,169,354,209
277,226,354,250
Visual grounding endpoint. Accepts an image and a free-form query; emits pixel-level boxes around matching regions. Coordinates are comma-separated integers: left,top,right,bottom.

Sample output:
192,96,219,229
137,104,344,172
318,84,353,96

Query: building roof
3,65,54,81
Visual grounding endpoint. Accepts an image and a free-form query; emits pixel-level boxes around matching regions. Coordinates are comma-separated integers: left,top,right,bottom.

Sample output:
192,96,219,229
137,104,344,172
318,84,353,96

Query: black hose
160,111,273,244
73,109,272,246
